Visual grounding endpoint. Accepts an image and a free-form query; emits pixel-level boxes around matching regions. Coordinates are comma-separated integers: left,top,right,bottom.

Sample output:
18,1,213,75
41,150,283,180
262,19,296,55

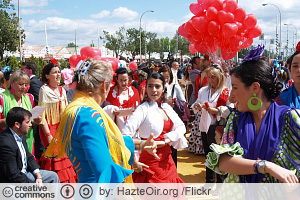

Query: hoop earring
144,93,150,102
10,87,14,95
247,93,262,111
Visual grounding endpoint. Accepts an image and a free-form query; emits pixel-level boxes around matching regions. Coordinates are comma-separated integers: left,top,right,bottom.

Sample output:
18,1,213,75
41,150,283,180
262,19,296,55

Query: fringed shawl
44,91,133,183
38,85,68,125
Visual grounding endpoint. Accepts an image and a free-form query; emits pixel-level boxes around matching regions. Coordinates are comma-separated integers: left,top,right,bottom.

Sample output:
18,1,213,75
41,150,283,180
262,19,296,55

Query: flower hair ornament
50,58,59,66
2,66,10,74
242,44,265,62
75,60,92,82
296,41,300,52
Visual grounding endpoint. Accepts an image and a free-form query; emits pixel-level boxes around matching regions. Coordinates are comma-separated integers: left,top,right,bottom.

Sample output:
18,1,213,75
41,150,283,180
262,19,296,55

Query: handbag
171,84,190,122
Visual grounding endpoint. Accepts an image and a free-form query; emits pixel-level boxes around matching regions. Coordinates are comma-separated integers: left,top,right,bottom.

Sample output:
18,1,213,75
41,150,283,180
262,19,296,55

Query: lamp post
139,10,154,64
262,3,281,58
286,24,297,52
18,0,22,61
284,24,289,57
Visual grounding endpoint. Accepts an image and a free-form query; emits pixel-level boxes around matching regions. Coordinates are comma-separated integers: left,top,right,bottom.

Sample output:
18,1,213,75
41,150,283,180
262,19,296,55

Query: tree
67,42,77,47
58,58,68,69
0,0,25,61
100,27,125,58
146,32,158,60
28,55,46,78
7,55,18,70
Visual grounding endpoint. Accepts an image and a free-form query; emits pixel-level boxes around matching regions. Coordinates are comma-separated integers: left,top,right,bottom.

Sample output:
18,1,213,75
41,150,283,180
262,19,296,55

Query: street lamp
262,3,281,58
285,24,298,52
18,0,22,61
284,24,289,57
139,10,154,64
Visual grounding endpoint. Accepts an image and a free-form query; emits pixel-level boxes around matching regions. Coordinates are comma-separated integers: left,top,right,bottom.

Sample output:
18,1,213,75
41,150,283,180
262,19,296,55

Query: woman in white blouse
189,64,233,183
122,72,187,183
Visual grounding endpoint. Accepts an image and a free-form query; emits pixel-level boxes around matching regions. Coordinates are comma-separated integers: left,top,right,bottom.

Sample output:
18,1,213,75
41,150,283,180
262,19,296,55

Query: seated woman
44,59,158,183
104,67,140,131
122,72,187,183
205,45,299,186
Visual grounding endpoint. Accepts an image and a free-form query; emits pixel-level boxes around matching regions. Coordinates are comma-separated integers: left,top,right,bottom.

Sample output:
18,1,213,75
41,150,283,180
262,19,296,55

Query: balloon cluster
69,46,138,73
178,0,262,60
69,46,121,72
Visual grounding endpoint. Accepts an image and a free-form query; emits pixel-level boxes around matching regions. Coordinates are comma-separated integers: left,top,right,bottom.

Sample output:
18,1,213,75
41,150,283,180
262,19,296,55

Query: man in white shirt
0,107,59,183
171,61,180,85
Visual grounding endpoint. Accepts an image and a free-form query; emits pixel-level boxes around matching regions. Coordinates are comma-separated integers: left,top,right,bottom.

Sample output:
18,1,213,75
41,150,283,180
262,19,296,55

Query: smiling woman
122,72,187,183
0,70,38,154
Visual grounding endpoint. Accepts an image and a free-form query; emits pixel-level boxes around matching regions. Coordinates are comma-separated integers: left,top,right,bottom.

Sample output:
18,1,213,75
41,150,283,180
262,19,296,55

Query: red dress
39,87,77,183
133,118,184,183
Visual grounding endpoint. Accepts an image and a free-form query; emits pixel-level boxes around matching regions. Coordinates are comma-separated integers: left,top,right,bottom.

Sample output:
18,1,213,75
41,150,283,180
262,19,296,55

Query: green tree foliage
58,58,68,69
0,60,6,68
0,0,25,61
100,27,125,58
28,55,46,78
7,55,18,70
67,42,77,47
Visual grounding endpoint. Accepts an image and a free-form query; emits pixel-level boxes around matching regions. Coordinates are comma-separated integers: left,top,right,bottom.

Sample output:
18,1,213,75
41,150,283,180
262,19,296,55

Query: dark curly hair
230,59,282,101
41,63,60,84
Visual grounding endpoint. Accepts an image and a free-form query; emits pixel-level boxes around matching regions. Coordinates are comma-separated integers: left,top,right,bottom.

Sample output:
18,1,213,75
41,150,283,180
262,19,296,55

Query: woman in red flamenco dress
38,62,77,183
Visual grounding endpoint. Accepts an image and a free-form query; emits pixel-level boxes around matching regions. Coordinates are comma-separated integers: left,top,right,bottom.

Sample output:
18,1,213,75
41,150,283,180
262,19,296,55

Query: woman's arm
40,120,52,144
219,154,299,183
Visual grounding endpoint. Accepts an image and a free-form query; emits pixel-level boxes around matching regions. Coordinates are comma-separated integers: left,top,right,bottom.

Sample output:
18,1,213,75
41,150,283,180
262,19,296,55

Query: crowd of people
0,43,299,188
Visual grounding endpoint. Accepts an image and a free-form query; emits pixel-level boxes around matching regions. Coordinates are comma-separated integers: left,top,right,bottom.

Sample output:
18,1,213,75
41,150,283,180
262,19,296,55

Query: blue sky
10,0,300,55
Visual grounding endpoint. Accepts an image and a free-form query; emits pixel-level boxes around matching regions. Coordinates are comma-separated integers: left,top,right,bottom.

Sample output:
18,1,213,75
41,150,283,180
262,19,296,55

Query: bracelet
253,160,260,174
140,140,145,151
45,132,51,137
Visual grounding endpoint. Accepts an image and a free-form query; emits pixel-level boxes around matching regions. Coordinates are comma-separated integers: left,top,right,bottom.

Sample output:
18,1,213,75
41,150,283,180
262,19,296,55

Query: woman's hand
203,105,219,115
193,103,202,111
132,161,149,173
265,161,299,183
142,133,160,160
46,134,53,145
32,117,42,126
113,108,120,116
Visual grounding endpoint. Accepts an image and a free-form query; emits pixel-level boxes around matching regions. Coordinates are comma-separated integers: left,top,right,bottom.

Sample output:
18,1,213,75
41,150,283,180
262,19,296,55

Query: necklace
207,88,221,103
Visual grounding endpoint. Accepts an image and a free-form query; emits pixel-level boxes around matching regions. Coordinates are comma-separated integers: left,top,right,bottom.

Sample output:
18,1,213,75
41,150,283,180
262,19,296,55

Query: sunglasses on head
210,64,223,73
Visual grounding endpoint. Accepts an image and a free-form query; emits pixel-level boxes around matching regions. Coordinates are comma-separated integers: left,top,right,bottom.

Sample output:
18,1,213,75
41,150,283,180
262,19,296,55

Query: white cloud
90,10,110,19
111,7,138,21
12,0,48,7
21,8,61,15
183,13,194,21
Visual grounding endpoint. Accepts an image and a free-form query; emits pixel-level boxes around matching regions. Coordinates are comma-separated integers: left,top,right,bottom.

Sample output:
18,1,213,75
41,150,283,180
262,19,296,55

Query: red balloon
193,32,204,42
187,36,196,44
178,24,190,38
100,57,109,62
221,49,237,60
93,55,102,60
218,11,234,25
222,23,238,39
241,38,253,48
206,7,218,21
192,16,208,32
129,61,138,71
247,25,262,38
189,44,197,54
69,55,82,68
195,42,207,54
243,14,257,30
235,22,244,35
185,20,198,36
208,21,220,36
80,46,94,60
223,0,238,13
211,0,223,11
234,7,246,22
203,0,214,10
92,48,101,57
189,3,204,16
108,58,119,72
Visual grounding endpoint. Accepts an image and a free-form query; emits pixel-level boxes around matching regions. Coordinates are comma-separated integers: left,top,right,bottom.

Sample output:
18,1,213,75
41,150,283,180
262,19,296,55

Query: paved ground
177,149,206,183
